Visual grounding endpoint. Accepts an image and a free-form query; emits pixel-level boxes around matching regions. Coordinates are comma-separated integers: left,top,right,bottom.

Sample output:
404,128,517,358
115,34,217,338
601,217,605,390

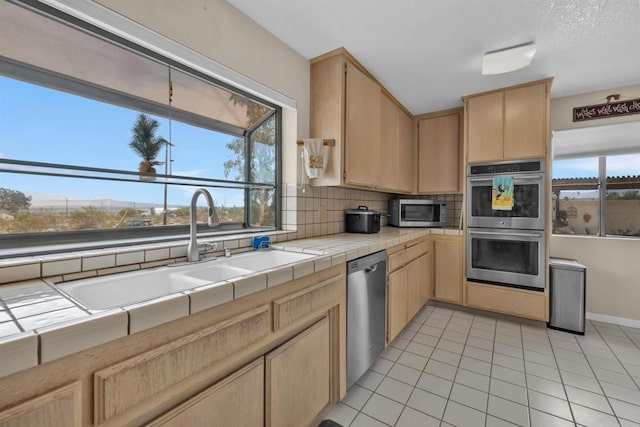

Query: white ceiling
226,0,640,114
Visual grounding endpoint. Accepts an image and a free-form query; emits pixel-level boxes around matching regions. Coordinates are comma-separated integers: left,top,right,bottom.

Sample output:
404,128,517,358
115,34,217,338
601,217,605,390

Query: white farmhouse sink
221,250,316,271
56,250,318,311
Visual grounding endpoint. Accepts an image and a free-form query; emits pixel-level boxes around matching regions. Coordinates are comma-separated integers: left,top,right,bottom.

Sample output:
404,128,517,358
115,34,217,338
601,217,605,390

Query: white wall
551,83,640,323
95,0,310,184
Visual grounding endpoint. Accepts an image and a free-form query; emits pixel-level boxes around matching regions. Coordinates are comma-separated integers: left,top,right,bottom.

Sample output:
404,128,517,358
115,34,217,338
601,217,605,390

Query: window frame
0,1,282,256
552,154,639,238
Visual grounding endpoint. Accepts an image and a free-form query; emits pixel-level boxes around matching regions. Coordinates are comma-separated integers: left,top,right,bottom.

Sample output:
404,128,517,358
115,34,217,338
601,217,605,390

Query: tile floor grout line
592,321,640,392
582,320,636,424
484,310,496,427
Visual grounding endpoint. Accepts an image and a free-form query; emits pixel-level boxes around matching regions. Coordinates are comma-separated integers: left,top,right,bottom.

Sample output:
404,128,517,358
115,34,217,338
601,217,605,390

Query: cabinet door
266,318,330,427
0,382,81,427
420,245,434,304
406,258,422,321
504,83,547,160
418,113,461,193
387,268,408,343
345,62,381,187
378,92,399,191
397,109,415,193
149,358,264,427
434,238,462,304
466,91,503,163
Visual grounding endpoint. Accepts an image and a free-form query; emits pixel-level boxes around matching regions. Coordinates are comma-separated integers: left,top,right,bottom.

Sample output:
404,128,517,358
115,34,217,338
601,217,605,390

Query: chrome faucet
187,188,220,262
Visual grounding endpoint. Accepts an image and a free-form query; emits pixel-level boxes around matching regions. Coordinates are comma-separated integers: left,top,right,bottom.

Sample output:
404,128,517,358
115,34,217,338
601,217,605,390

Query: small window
0,1,280,253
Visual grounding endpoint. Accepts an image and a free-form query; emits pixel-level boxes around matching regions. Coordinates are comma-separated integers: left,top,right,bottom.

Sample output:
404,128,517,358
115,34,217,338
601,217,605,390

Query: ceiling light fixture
482,42,537,75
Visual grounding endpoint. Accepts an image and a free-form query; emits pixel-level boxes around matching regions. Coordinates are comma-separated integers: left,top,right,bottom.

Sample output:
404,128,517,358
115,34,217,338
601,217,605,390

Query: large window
0,1,280,251
552,127,640,237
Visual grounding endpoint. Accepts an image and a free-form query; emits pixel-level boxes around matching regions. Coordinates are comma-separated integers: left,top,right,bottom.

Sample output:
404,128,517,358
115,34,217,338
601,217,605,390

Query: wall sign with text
573,98,640,122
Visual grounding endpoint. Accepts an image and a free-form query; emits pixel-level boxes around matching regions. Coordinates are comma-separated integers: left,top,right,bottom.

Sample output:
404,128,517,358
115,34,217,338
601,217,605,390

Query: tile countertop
0,226,461,378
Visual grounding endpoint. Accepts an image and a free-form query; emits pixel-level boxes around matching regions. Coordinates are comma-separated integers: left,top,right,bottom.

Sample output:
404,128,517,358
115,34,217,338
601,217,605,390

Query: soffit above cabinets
226,0,640,114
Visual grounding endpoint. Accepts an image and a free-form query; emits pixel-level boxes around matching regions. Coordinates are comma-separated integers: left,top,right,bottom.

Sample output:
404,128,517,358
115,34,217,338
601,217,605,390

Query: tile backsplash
282,183,463,237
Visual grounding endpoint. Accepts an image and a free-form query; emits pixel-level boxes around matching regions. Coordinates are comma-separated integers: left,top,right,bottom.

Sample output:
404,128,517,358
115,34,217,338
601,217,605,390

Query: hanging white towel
302,138,324,179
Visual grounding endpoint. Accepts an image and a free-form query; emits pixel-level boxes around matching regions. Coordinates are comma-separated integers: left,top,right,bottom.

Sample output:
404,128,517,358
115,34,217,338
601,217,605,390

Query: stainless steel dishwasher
347,250,387,389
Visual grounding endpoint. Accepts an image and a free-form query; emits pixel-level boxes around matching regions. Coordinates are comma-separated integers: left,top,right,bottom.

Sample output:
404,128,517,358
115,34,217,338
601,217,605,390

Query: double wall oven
466,159,546,290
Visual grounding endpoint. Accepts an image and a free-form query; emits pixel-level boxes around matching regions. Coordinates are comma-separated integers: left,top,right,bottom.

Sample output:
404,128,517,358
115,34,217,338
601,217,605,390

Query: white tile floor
325,302,640,427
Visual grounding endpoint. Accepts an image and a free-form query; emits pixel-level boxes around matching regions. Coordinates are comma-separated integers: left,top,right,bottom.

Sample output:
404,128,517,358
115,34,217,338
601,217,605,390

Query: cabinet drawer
273,274,344,331
0,382,82,427
148,358,264,427
406,241,428,262
387,250,406,273
94,305,270,424
466,282,547,321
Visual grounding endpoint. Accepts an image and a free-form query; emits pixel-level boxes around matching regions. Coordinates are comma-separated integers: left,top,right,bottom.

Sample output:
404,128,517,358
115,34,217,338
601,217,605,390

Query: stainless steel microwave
389,199,447,227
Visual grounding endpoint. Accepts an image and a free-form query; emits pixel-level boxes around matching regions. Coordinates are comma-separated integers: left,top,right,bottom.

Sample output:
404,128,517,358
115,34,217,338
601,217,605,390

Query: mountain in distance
25,192,175,212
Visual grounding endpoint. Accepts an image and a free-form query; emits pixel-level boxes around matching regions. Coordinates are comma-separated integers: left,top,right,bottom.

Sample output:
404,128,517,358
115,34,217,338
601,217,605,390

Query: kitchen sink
55,250,318,311
220,250,316,271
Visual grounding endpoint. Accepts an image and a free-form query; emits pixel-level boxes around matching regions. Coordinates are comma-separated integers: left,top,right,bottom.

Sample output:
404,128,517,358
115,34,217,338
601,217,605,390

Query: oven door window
401,204,436,222
471,237,539,275
470,183,540,218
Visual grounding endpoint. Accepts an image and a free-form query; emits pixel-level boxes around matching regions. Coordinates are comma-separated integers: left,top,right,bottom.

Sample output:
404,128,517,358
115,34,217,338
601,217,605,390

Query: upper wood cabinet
397,109,415,193
417,108,463,193
378,92,399,191
464,78,552,163
344,62,381,187
310,48,413,190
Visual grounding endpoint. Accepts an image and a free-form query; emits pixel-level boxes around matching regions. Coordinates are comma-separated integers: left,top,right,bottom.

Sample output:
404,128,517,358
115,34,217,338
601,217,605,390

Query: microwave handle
468,230,543,239
468,174,542,182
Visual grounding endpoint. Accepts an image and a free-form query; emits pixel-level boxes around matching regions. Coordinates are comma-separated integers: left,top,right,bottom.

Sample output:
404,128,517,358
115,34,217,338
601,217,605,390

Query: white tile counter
0,227,461,377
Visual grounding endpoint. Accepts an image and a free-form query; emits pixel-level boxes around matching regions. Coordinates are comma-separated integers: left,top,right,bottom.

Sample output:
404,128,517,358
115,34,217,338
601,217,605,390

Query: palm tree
129,114,166,180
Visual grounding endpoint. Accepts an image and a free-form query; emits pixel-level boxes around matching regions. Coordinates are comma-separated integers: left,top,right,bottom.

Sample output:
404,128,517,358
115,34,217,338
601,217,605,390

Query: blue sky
0,76,246,208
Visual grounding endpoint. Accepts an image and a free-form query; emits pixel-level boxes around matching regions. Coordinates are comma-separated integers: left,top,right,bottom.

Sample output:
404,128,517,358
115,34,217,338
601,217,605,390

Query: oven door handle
468,174,543,182
468,230,543,239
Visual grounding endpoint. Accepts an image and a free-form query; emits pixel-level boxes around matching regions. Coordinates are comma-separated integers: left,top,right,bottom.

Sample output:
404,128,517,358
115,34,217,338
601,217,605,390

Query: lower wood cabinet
266,318,330,427
406,257,423,321
149,358,264,427
386,238,432,343
465,281,547,321
433,236,462,304
0,382,82,427
387,267,408,343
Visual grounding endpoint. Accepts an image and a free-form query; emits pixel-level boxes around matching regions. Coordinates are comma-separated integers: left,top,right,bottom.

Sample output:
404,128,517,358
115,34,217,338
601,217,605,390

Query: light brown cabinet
420,247,434,304
406,257,423,321
310,48,413,191
386,238,431,343
433,236,462,304
344,61,381,187
266,318,331,427
0,382,82,427
387,267,408,343
149,358,264,427
378,92,399,191
397,109,415,193
417,108,463,193
464,78,552,163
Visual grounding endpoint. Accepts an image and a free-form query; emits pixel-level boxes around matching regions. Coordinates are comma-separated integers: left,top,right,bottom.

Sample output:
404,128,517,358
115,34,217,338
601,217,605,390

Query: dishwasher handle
364,264,378,273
